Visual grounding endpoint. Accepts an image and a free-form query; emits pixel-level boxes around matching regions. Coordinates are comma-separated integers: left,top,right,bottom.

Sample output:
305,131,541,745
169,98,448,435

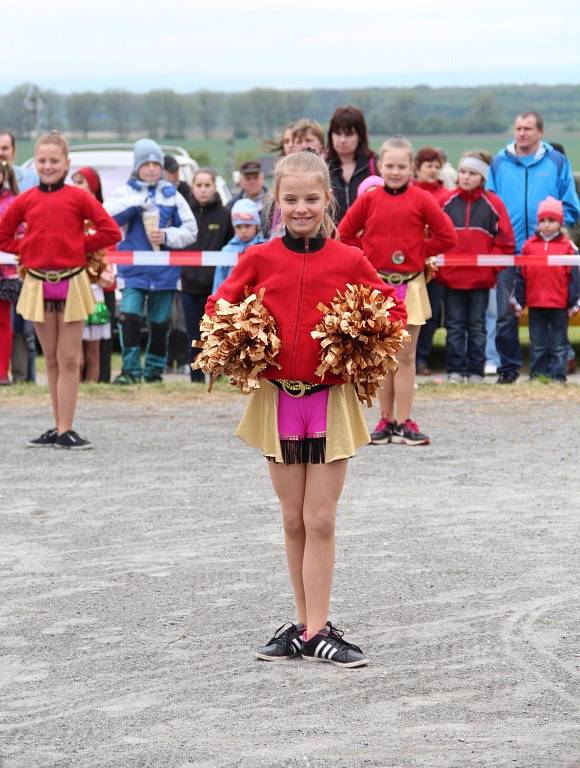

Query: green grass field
15,130,580,178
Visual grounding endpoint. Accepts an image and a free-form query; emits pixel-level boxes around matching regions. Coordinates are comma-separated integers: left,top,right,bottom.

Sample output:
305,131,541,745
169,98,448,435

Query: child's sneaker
256,622,304,661
26,428,58,448
54,430,92,451
370,418,394,445
391,419,430,446
301,622,368,668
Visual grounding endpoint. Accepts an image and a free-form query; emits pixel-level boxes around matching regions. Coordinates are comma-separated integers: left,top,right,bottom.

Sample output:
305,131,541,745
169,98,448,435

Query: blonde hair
273,151,337,239
291,118,325,149
379,136,414,163
34,130,69,157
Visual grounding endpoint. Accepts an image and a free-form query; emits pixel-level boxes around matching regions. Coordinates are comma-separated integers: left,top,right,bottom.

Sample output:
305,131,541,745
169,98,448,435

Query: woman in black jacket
182,168,234,382
326,106,379,223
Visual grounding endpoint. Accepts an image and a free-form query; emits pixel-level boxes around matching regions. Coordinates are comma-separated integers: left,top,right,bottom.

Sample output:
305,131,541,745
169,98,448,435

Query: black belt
273,380,330,398
28,267,84,284
378,270,420,286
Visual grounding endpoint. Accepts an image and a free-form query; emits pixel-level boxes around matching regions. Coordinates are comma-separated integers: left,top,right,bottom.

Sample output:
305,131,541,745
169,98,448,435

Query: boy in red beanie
512,196,580,382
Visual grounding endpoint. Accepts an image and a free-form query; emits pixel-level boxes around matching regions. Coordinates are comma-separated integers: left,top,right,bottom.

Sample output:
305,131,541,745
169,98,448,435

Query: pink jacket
0,188,17,279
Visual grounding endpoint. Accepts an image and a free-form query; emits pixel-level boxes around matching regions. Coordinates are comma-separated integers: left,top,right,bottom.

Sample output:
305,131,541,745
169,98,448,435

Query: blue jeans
119,288,175,379
528,308,568,381
182,291,208,382
416,278,444,369
485,288,500,367
445,287,489,376
495,267,522,378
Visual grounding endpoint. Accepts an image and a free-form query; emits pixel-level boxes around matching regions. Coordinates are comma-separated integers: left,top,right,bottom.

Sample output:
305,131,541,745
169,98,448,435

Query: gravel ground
1,386,579,768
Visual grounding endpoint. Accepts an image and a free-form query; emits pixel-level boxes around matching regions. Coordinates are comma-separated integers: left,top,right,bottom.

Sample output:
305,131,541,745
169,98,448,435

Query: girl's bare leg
55,317,84,433
268,461,308,625
378,374,395,421
34,315,59,426
302,459,348,638
84,340,100,383
393,324,420,422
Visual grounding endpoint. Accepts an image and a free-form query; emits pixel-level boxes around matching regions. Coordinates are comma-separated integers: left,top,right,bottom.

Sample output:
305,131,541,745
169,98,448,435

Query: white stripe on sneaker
292,638,301,651
327,647,337,660
314,640,327,658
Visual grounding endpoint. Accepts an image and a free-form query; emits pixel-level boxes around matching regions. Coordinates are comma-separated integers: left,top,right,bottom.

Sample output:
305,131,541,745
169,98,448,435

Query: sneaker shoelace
325,622,364,654
373,418,390,433
267,622,297,644
403,419,420,434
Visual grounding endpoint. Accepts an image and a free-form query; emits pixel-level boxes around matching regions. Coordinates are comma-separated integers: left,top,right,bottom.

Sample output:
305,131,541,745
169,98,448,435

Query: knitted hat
537,196,563,224
357,175,384,198
231,198,261,227
133,138,163,173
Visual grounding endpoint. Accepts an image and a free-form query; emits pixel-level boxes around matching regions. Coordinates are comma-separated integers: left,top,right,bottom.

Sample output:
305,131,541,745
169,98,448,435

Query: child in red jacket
439,150,515,382
339,136,457,446
207,150,406,667
0,131,120,449
512,197,580,382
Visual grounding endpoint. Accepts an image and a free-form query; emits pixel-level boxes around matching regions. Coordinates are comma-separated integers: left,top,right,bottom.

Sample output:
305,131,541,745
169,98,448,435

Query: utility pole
23,84,45,138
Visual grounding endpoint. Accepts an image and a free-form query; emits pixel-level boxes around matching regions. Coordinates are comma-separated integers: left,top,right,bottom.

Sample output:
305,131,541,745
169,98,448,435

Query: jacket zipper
291,239,308,372
524,167,529,240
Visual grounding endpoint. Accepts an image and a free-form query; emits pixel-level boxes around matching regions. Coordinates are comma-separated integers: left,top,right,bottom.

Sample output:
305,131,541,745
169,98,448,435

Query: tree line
1,83,580,140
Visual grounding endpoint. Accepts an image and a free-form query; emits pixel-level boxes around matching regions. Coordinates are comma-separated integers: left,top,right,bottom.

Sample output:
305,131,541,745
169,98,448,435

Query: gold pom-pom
86,249,108,284
193,287,281,394
311,283,409,407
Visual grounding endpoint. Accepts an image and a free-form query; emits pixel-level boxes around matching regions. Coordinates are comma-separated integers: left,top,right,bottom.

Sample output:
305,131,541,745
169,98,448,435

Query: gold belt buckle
281,380,306,398
45,271,62,284
388,273,404,286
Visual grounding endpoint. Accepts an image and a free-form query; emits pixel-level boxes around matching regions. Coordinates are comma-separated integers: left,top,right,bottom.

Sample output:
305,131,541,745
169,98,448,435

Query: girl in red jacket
438,150,515,382
339,136,457,446
512,196,580,382
207,150,406,668
0,131,120,449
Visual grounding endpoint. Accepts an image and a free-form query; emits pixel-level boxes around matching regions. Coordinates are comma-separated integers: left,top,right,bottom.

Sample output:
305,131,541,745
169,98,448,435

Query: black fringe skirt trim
268,437,327,465
44,299,66,313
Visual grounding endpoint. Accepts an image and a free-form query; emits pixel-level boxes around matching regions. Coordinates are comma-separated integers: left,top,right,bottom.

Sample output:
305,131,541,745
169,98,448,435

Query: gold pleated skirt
17,270,95,323
235,380,371,463
403,272,431,327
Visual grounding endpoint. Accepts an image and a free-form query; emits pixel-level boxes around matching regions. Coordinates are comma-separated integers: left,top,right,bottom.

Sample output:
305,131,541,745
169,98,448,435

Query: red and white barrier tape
1,250,579,267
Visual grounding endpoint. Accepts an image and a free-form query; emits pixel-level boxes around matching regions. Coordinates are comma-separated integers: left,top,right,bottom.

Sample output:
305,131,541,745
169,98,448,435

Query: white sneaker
484,362,497,376
447,373,464,384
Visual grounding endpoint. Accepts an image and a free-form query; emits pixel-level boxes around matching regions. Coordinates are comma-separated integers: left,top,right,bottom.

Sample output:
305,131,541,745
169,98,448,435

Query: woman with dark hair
326,106,378,223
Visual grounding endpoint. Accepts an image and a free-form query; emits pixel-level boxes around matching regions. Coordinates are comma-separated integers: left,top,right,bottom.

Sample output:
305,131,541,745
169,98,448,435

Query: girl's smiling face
277,173,330,239
35,143,70,186
380,149,413,189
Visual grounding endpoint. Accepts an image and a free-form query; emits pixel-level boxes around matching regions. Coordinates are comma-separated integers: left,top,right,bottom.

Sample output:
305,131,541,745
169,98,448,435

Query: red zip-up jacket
338,184,457,273
205,233,407,385
414,179,448,206
0,180,121,270
438,187,515,290
514,234,580,309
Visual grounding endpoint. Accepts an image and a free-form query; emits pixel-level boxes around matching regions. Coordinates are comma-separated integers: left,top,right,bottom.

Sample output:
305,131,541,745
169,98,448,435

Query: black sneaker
26,428,58,448
391,419,430,446
370,417,394,445
301,622,368,668
496,372,518,385
256,622,304,661
54,430,92,451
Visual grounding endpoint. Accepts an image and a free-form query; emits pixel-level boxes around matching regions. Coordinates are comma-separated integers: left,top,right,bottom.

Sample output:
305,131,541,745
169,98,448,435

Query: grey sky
3,0,580,92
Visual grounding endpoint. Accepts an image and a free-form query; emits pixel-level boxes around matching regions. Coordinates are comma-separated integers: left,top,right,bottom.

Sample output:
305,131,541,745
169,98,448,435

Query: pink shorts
275,387,329,464
277,388,329,440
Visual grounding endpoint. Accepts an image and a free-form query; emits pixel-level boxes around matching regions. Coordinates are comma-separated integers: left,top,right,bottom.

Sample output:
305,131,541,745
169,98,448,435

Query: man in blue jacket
487,112,580,383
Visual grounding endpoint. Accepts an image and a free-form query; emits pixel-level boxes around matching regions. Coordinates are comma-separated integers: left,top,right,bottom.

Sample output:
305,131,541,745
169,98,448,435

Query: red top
519,235,577,308
338,184,457,273
0,183,121,270
438,187,515,290
414,179,448,205
206,235,407,385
